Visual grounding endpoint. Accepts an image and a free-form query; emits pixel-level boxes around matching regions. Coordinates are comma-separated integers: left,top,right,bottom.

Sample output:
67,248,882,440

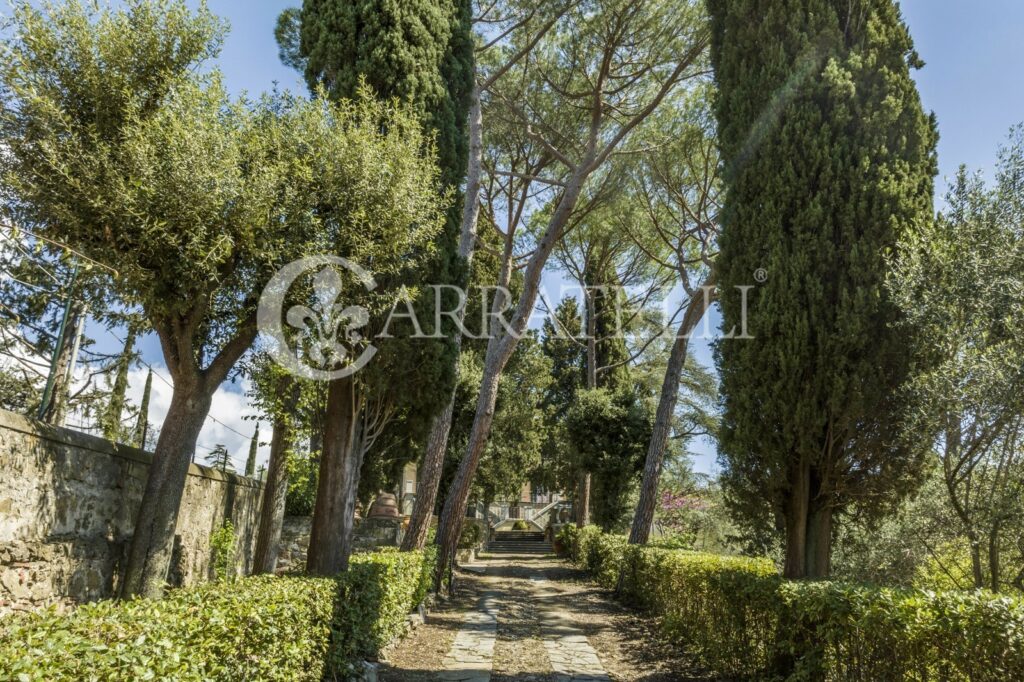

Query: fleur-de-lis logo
285,267,371,368
257,256,377,380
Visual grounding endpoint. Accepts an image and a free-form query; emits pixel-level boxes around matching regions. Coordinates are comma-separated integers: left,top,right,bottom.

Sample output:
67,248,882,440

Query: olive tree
0,0,446,595
891,129,1024,591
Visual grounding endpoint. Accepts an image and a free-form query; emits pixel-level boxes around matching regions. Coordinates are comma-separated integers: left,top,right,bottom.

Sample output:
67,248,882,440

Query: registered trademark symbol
754,268,768,283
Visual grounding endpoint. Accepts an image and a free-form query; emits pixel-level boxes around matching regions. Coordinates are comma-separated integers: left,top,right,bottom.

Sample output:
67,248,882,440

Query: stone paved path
379,556,709,681
534,578,610,682
439,594,499,681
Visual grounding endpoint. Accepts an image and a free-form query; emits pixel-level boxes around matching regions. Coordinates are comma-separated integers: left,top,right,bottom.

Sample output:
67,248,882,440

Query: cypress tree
584,261,632,393
101,326,136,442
278,0,472,574
537,298,585,500
579,260,641,527
285,0,473,400
134,368,152,449
245,424,259,477
297,0,472,185
294,0,473,294
709,0,937,578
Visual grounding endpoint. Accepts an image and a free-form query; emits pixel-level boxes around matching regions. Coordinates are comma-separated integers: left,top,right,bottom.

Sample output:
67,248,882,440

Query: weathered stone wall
276,515,311,574
0,409,263,613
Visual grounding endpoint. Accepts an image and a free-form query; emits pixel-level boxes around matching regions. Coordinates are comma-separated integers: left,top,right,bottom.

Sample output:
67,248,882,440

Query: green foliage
458,522,483,549
890,128,1024,592
709,0,939,573
0,575,336,681
563,529,1024,681
209,521,236,582
656,473,742,556
559,525,629,589
536,297,586,495
0,549,435,680
99,327,137,443
1,2,449,599
204,444,233,474
512,520,529,531
286,0,475,460
285,451,320,517
244,426,259,477
444,336,552,505
830,469,972,590
328,549,437,672
294,0,472,188
133,369,153,448
564,388,653,531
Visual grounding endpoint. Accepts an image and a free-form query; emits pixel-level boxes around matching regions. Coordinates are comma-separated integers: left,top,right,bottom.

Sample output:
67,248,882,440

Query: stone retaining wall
276,515,311,573
0,409,263,613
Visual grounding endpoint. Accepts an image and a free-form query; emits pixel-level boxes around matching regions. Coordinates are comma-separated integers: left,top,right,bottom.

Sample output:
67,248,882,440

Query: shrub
209,520,236,581
563,528,1024,681
0,549,436,681
458,521,483,549
328,548,436,672
512,520,529,531
0,575,335,681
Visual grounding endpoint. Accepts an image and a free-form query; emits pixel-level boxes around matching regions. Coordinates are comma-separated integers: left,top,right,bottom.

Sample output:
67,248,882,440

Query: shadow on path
379,556,715,681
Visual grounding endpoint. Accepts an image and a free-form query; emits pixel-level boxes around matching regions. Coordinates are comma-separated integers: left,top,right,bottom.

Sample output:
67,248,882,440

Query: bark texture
628,284,715,545
121,378,212,598
402,395,455,551
782,462,833,579
254,409,293,574
307,375,363,575
576,472,592,527
434,356,503,589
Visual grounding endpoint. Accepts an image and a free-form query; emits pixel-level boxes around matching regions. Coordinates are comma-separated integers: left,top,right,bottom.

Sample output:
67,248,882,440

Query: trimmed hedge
560,525,1024,681
0,548,435,681
330,547,437,668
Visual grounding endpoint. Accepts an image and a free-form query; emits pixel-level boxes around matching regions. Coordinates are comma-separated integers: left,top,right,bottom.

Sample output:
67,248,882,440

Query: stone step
494,531,546,541
486,541,553,554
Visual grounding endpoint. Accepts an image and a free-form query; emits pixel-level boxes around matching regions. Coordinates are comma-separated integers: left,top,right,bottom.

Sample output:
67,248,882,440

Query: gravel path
379,555,710,681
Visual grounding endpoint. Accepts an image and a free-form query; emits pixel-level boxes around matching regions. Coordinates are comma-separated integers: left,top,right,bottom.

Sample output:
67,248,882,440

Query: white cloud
124,366,272,474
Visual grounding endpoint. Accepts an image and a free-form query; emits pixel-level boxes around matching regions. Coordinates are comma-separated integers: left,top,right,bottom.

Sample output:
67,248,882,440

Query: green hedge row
0,548,435,681
561,525,1024,681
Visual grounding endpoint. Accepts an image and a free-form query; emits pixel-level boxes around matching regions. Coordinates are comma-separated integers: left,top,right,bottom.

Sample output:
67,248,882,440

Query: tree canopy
709,0,938,577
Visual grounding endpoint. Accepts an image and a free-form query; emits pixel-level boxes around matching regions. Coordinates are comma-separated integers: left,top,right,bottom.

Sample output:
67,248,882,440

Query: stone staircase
486,530,553,555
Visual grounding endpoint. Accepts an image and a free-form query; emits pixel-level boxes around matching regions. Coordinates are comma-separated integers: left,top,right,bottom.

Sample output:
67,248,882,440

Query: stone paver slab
440,593,499,681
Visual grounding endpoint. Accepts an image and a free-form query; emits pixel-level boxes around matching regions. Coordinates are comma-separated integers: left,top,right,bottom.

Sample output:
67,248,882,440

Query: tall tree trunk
402,396,456,551
402,85,482,553
434,356,503,590
434,162,591,591
783,462,834,579
253,410,293,574
575,287,598,527
783,461,811,579
576,472,592,527
307,375,363,575
988,523,1002,592
805,503,832,578
585,288,598,389
39,302,86,426
121,376,212,598
968,542,984,589
628,283,715,545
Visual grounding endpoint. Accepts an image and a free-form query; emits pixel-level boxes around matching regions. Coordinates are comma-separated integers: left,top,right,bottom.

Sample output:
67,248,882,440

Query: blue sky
94,0,1024,473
